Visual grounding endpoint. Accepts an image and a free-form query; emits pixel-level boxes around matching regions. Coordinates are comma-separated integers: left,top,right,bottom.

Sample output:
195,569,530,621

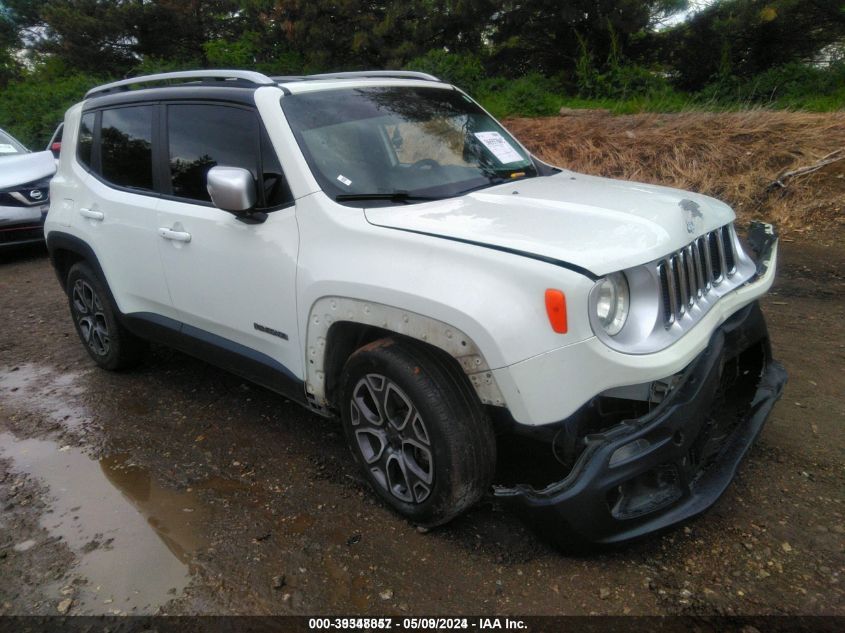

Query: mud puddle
0,431,209,614
0,363,92,431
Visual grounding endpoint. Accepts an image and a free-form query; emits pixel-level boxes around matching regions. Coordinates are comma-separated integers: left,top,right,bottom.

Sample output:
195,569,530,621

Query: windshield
281,86,538,205
0,129,27,156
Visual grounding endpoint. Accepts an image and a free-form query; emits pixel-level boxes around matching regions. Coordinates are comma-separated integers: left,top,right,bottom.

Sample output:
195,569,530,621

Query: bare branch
768,149,845,190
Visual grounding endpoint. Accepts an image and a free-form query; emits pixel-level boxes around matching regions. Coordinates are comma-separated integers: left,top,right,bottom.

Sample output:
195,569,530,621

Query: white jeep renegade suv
45,70,785,545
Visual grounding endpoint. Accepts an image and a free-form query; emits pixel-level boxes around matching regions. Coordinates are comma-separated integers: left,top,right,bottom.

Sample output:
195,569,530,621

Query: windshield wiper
335,192,440,203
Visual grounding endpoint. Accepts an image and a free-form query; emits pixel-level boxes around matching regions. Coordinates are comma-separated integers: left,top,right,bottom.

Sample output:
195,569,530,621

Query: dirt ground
0,227,842,618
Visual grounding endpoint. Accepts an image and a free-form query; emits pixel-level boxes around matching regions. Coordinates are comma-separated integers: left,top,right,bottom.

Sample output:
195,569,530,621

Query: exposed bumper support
494,301,787,545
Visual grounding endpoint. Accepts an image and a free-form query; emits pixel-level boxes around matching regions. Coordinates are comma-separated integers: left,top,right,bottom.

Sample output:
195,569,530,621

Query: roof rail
85,70,276,99
274,70,441,83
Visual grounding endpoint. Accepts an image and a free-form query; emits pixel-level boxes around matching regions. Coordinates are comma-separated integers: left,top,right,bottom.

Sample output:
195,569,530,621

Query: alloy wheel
350,373,434,504
72,279,110,357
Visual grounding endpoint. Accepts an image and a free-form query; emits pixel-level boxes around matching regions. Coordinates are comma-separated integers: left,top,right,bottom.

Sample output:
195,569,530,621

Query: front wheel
339,338,496,527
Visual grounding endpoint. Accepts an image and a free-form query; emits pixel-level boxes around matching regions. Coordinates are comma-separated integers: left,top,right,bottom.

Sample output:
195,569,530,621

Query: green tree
487,0,687,78
666,0,845,90
1,3,21,86
4,0,137,74
228,0,496,73
2,0,245,75
0,60,105,146
133,0,245,66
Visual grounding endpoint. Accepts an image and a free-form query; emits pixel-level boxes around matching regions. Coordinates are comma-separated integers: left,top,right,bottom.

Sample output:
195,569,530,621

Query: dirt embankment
506,111,845,236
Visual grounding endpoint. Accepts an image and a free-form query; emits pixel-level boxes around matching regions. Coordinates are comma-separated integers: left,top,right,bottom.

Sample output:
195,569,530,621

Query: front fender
304,297,505,407
294,193,597,413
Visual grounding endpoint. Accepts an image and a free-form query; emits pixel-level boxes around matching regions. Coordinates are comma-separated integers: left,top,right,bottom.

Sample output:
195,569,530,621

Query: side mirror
206,166,256,213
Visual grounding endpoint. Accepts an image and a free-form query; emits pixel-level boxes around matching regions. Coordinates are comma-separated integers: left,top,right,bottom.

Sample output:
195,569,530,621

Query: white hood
364,171,735,277
0,151,56,189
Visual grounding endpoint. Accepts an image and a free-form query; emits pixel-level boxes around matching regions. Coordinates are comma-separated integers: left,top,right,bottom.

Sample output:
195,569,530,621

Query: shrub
133,57,201,75
476,74,562,118
595,64,674,100
256,52,309,76
745,61,845,104
575,31,674,101
698,61,845,110
203,33,259,68
404,50,485,93
0,62,107,147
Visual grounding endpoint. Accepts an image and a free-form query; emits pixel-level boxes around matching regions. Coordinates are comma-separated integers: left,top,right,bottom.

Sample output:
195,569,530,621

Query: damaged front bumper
494,300,787,545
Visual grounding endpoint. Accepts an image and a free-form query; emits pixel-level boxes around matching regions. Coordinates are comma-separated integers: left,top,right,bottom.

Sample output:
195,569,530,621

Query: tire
339,337,496,527
66,262,146,370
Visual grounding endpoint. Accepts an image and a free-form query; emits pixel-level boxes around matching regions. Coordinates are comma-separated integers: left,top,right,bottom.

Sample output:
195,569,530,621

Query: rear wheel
66,262,146,370
339,338,496,527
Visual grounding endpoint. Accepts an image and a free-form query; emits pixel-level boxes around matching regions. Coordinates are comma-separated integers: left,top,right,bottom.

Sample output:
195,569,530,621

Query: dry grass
505,110,845,235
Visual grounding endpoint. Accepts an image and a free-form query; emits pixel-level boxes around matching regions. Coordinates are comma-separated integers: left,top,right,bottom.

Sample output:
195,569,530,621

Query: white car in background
0,127,55,249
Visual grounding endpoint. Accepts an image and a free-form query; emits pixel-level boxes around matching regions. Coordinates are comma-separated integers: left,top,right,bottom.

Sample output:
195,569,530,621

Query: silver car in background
1,127,56,250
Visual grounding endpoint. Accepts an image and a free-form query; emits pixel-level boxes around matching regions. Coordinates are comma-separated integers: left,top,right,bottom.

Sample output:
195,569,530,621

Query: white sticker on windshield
337,174,352,186
0,144,17,154
473,131,523,164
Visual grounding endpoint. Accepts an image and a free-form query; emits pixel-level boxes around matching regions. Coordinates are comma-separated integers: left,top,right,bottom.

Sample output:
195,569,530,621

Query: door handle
79,208,104,221
158,227,192,243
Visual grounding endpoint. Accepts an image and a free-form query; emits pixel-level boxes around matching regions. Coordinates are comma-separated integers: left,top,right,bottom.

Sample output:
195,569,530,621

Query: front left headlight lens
595,272,629,336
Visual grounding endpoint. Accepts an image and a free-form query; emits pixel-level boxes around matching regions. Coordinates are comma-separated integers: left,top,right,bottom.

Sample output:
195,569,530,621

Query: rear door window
100,106,154,190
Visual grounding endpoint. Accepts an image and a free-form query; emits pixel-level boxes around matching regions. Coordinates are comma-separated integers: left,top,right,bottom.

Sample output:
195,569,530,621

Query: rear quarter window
77,113,95,169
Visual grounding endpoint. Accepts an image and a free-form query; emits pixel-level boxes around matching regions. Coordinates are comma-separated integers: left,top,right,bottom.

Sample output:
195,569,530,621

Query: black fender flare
45,231,114,304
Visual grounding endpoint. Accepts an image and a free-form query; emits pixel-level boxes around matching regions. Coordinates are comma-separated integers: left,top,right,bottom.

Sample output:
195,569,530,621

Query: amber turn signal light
545,289,568,333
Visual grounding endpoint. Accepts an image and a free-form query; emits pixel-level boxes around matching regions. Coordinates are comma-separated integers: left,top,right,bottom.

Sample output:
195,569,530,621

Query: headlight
595,272,629,336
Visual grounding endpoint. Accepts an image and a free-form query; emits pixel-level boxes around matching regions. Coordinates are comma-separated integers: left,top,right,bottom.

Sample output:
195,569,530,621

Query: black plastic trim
532,155,563,176
0,220,47,249
91,110,103,173
494,302,787,546
0,236,45,249
45,231,110,292
747,221,779,278
122,312,308,405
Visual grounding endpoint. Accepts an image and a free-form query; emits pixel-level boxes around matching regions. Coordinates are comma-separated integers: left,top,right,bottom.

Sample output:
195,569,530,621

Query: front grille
656,224,737,327
0,188,49,207
722,225,735,272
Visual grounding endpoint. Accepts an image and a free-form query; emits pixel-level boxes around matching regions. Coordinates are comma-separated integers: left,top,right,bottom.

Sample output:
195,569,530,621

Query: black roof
83,84,259,110
81,70,443,110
